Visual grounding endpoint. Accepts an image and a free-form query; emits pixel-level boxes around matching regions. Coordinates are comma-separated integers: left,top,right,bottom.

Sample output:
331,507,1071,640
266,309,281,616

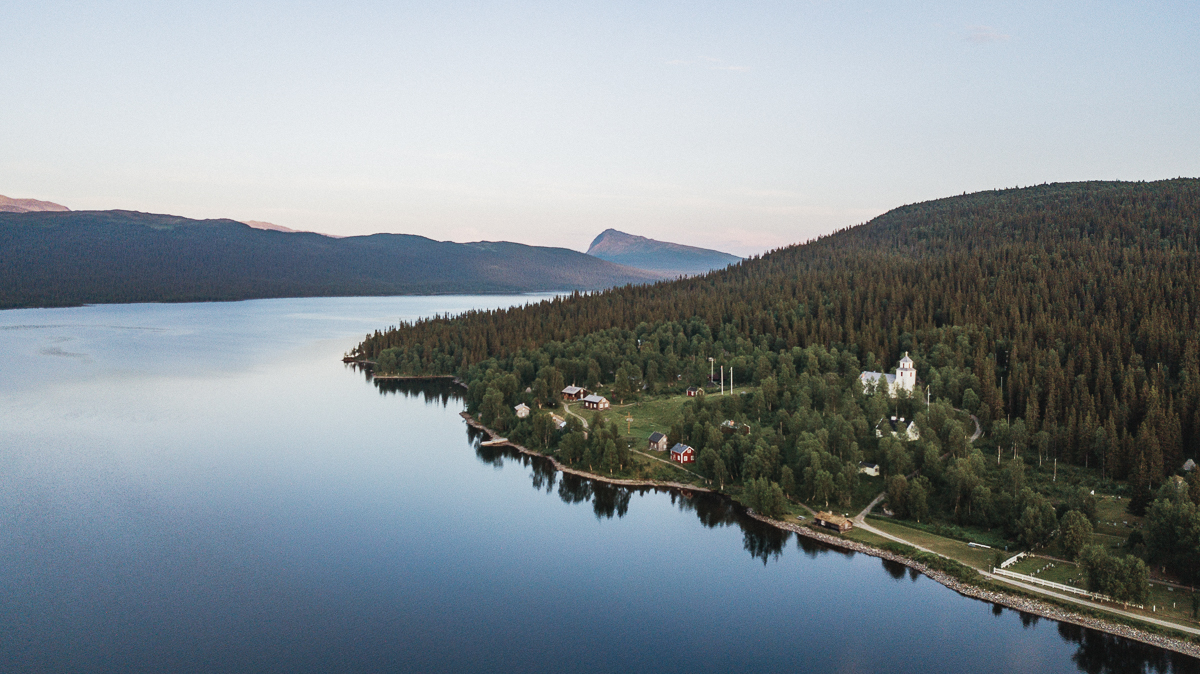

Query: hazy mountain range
0,210,668,308
0,194,742,309
587,228,740,276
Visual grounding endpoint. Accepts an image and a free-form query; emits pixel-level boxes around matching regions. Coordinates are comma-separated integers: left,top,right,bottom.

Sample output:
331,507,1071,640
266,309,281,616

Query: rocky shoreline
461,410,1199,659
744,512,1200,659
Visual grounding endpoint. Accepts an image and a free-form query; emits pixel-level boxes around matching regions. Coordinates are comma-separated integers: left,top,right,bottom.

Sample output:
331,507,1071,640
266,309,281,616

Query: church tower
896,352,916,393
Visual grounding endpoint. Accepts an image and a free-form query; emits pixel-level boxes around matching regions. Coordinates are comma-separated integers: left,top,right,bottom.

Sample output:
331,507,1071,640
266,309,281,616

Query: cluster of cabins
521,386,870,534
648,432,694,463
561,385,610,410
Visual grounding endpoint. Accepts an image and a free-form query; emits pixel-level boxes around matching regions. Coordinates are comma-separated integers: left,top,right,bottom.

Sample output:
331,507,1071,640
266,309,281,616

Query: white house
514,403,531,419
860,352,917,397
858,461,880,477
876,416,920,441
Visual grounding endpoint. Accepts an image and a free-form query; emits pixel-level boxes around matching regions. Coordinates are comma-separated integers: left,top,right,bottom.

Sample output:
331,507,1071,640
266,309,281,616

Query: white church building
860,352,917,397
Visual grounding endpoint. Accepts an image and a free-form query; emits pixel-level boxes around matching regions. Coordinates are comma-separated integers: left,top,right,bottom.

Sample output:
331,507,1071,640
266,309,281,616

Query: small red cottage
669,443,695,464
686,386,703,397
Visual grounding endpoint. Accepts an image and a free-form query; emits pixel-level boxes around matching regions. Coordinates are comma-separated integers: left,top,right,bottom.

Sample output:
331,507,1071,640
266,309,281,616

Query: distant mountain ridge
0,210,665,309
241,219,344,238
0,194,69,213
586,229,740,276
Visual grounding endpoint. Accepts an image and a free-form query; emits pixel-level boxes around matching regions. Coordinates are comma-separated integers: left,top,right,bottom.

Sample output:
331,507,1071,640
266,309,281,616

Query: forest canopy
358,179,1200,583
358,180,1200,486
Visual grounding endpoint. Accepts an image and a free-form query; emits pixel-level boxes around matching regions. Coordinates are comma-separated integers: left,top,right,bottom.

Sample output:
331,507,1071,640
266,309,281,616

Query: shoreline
460,412,712,493
461,410,1200,660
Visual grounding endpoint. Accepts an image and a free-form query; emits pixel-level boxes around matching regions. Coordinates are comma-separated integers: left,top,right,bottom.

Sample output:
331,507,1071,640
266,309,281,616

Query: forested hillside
0,210,663,308
359,180,1200,487
359,179,1200,587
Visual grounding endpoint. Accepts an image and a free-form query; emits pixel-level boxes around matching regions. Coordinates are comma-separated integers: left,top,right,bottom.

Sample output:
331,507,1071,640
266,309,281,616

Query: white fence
999,552,1026,569
991,568,1142,609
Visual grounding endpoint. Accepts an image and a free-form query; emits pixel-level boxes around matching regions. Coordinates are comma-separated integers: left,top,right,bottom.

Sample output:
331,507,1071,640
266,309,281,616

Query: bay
0,296,1195,673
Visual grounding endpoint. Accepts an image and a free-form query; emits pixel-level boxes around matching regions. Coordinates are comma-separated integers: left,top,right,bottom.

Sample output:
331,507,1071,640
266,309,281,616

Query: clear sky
2,1,1197,255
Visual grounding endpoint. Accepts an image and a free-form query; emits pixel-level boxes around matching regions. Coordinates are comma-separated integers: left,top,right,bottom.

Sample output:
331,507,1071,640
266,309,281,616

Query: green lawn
843,526,895,547
866,517,1000,570
1009,556,1086,586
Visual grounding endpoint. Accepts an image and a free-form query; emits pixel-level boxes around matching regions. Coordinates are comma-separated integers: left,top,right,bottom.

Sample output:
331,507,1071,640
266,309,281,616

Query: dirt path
981,570,1200,638
562,403,589,429
855,491,888,523
631,447,708,481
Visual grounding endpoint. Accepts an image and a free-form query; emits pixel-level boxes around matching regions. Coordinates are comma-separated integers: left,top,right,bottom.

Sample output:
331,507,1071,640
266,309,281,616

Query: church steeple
896,352,915,392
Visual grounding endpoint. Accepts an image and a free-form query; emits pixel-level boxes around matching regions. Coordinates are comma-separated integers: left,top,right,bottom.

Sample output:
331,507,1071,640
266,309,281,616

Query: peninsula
355,180,1200,653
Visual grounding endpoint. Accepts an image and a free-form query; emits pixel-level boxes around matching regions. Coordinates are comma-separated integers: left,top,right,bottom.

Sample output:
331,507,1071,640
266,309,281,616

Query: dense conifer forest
357,180,1200,587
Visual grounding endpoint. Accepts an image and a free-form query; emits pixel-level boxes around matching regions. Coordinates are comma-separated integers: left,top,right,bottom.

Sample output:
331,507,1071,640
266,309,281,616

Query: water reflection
443,388,1200,673
371,375,463,407
1058,622,1191,674
881,558,907,580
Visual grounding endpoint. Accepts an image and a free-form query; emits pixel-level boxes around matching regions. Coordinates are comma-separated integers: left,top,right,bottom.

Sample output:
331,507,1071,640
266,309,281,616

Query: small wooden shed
814,511,853,533
648,432,668,452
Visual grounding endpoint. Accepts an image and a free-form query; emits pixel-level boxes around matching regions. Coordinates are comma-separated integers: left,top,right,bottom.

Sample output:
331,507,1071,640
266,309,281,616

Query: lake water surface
1,297,1197,673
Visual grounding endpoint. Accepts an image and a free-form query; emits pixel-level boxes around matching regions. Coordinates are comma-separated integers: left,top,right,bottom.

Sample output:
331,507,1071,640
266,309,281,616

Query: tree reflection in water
1057,622,1197,674
444,395,1200,674
881,559,907,580
372,377,464,407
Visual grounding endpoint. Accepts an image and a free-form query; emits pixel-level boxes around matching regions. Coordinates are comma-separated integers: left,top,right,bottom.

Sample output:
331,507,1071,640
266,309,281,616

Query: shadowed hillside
0,210,664,308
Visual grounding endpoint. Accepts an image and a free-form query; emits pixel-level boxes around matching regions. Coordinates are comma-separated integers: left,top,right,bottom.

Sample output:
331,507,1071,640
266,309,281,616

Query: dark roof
859,461,878,469
648,432,666,443
670,443,694,454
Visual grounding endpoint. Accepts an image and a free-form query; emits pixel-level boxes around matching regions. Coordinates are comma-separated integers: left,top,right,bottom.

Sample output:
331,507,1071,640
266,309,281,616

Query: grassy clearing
866,517,1000,570
1010,556,1086,586
843,527,894,547
579,386,757,443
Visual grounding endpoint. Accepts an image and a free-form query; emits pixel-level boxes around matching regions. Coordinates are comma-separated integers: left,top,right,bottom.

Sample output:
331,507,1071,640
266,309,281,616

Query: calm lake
1,296,1196,673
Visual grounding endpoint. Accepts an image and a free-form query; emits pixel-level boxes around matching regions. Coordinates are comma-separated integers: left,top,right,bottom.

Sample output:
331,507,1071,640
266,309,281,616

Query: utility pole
925,385,931,409
721,365,725,395
708,357,714,386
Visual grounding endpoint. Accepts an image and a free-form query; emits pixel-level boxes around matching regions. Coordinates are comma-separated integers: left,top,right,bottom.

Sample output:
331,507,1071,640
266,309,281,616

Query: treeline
359,180,1200,491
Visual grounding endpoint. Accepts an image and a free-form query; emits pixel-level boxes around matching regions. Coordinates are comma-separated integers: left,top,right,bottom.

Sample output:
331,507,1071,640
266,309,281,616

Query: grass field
843,526,895,547
580,386,756,443
1009,556,1085,586
866,517,1000,570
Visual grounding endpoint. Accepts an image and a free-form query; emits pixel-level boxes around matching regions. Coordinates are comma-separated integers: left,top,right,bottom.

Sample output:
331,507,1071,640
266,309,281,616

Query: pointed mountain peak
585,229,740,277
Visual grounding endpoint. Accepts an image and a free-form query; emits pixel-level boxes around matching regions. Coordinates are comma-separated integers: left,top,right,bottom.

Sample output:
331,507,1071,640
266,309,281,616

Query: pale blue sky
2,1,1196,255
